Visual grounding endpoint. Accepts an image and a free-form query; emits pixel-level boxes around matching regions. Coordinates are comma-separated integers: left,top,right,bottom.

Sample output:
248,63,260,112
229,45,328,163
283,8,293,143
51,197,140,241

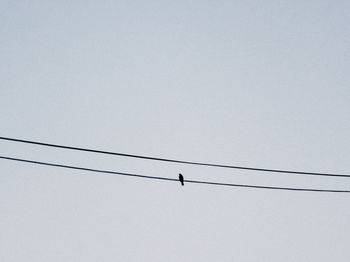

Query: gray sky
1,1,350,261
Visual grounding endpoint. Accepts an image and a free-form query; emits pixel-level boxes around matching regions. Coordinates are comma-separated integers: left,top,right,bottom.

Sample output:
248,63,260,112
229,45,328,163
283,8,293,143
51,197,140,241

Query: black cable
1,155,349,193
0,136,349,178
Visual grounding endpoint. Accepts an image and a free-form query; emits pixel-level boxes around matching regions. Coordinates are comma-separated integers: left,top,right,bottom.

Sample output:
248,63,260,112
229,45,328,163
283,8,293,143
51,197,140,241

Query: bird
179,173,184,186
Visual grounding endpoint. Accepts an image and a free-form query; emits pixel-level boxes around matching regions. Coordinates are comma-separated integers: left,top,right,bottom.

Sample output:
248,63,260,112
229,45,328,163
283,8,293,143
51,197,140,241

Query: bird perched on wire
179,173,184,186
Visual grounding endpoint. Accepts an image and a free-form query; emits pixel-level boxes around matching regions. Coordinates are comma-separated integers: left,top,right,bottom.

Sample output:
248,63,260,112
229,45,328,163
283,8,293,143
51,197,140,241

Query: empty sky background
1,1,349,261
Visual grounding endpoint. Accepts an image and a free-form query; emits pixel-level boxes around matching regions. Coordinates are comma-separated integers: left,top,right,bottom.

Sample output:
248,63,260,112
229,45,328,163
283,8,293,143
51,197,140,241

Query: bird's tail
181,181,184,186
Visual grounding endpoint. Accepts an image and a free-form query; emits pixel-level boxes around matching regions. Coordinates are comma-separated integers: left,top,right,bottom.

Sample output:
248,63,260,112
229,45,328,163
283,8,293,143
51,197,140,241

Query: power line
0,136,349,178
1,155,349,193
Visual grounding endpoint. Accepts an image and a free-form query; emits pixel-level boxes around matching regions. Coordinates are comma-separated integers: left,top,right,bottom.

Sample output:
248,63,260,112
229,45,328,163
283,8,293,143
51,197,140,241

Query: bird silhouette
179,173,184,186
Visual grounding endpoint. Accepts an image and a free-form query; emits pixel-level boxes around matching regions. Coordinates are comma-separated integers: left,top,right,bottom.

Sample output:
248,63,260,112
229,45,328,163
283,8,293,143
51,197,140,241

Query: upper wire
0,136,349,178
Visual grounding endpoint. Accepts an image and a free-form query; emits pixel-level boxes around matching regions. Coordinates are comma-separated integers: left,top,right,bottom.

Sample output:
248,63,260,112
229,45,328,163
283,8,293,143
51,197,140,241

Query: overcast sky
1,1,350,261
